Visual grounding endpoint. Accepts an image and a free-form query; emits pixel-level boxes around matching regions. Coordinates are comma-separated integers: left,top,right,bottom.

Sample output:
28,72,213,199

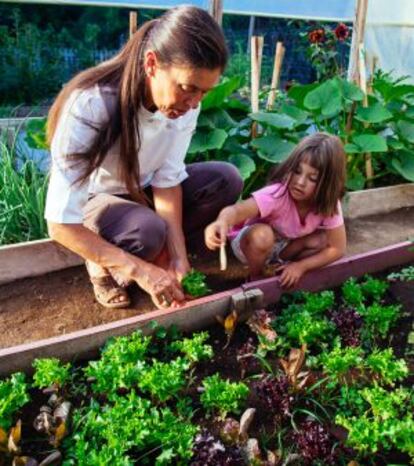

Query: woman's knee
100,205,167,260
219,162,244,201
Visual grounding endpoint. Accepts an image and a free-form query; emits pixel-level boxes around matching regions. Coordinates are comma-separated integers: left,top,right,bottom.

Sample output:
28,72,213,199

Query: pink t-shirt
229,182,344,240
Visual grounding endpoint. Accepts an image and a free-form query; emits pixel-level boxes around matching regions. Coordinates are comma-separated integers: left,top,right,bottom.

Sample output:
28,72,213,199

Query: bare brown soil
0,207,413,349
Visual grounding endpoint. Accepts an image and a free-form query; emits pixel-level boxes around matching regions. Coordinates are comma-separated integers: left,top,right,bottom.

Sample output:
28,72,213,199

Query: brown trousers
83,161,243,260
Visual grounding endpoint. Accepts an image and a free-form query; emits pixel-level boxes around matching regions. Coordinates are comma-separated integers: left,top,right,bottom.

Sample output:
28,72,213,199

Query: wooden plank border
1,241,413,375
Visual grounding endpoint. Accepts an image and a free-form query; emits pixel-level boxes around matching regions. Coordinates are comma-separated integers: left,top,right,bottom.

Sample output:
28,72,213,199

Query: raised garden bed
1,266,413,465
0,185,414,374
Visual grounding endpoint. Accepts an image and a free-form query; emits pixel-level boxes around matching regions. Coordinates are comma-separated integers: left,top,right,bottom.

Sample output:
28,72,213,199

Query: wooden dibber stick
220,243,227,271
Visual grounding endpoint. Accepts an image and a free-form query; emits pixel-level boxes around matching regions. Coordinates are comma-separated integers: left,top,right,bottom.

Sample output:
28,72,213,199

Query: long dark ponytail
47,6,228,203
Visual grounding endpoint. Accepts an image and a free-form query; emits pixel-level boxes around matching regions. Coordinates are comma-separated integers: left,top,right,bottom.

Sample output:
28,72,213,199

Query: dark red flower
308,28,325,44
334,23,349,41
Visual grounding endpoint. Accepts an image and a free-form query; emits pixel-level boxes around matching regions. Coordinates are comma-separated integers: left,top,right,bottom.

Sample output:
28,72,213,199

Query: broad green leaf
252,135,295,163
203,108,237,130
304,80,343,116
374,80,414,102
346,170,366,191
228,153,256,180
197,113,214,128
288,82,319,108
226,98,250,112
339,79,364,102
348,134,388,153
344,143,360,154
280,104,310,125
188,128,227,154
397,120,414,143
249,112,296,129
202,76,242,110
387,137,405,151
222,136,253,156
392,150,414,181
405,106,414,120
355,103,393,123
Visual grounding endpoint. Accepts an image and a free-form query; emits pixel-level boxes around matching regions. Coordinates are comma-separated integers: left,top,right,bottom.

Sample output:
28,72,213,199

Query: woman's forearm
47,222,147,279
152,185,188,262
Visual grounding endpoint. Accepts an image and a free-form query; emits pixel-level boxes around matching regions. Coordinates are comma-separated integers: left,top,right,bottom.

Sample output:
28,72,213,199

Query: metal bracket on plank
230,288,264,321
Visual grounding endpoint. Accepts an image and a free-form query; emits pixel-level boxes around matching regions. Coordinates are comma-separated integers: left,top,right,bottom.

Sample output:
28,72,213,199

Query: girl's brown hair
46,6,228,203
269,132,346,217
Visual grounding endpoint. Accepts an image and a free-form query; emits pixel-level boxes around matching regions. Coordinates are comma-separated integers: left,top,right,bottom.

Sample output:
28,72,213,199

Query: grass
0,130,48,245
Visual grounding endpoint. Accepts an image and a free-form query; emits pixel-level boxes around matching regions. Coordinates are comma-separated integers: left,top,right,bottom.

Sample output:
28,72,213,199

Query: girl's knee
306,231,327,251
242,224,275,254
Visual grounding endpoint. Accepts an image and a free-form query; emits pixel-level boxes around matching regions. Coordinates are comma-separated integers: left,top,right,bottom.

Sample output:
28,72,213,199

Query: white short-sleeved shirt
45,85,200,223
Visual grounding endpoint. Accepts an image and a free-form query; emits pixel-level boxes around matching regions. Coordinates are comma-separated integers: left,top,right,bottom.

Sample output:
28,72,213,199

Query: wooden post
209,0,223,26
359,43,374,186
251,36,264,138
129,11,137,38
247,16,255,54
348,0,369,84
266,41,285,110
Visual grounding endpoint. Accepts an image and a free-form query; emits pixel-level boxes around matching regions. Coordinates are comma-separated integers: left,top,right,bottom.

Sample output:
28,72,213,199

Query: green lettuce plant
200,374,249,419
182,269,211,298
0,373,29,431
169,331,213,364
32,357,71,390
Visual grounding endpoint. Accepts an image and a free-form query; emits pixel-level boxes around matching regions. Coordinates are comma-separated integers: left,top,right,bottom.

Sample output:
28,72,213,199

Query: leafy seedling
182,269,211,297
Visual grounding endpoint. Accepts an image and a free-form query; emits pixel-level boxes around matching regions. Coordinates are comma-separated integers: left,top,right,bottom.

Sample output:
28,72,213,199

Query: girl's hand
275,262,306,289
205,219,229,250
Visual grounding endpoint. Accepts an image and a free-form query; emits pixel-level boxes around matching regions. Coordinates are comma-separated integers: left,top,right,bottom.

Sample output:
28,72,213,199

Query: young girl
204,132,347,287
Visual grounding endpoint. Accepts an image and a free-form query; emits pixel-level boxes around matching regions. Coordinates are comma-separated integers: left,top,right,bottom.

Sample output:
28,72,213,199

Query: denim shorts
230,225,290,265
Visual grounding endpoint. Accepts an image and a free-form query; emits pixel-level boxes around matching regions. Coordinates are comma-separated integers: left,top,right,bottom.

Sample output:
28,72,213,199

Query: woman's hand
169,256,191,282
205,219,229,250
275,262,306,289
133,262,185,309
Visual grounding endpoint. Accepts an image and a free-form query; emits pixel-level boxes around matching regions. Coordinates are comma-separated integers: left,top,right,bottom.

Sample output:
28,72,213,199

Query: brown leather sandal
89,275,131,309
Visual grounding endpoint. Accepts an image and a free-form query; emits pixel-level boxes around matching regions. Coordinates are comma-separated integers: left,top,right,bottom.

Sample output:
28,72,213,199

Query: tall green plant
189,72,414,195
0,132,48,245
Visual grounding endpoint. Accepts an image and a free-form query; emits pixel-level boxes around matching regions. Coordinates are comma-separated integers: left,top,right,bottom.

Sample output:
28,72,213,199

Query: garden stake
266,41,285,110
348,0,368,85
220,243,227,271
251,35,263,138
129,11,137,38
359,43,374,187
209,0,223,26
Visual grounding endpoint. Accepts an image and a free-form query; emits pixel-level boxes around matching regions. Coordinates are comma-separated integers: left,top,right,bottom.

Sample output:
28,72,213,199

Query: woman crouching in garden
45,6,243,310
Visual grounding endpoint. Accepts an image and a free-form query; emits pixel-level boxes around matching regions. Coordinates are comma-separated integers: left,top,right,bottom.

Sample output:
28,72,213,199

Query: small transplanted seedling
200,373,249,419
181,269,211,297
32,358,73,450
388,265,414,282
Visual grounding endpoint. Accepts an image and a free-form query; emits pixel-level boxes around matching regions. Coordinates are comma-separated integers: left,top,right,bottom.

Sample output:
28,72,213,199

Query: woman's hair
269,132,346,217
47,6,228,203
